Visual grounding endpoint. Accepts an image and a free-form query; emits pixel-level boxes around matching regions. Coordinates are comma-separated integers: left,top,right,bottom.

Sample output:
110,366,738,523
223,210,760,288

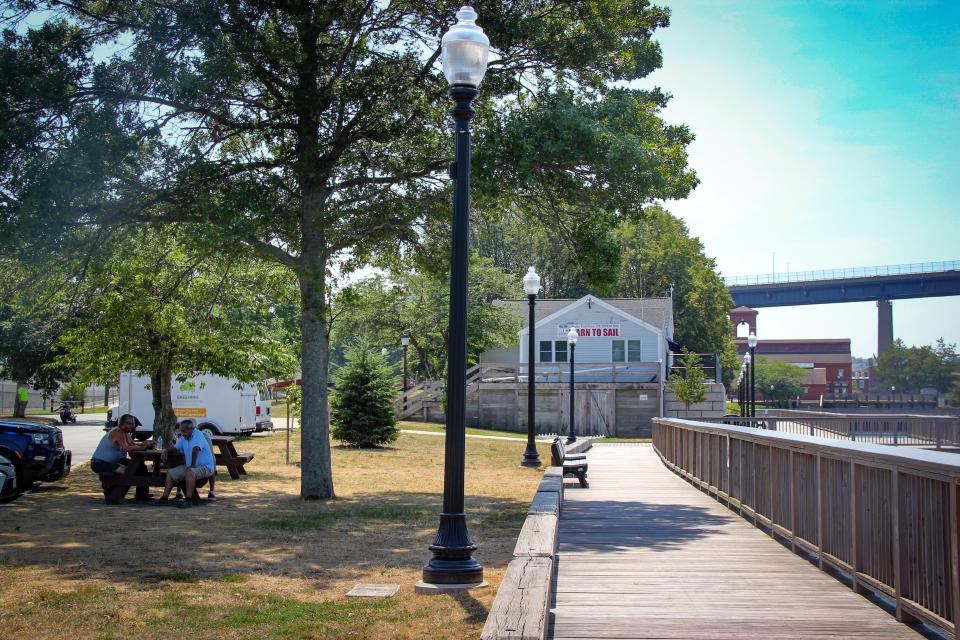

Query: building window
539,341,553,363
612,339,643,362
554,340,568,363
837,368,844,378
612,340,625,362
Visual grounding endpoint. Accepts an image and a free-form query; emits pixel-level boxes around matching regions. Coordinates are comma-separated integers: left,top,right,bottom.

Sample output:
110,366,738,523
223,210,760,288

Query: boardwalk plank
548,444,925,640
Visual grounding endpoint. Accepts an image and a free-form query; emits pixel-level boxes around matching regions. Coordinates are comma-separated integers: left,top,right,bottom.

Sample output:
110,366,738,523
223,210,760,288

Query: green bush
60,379,88,403
667,349,707,408
330,342,399,447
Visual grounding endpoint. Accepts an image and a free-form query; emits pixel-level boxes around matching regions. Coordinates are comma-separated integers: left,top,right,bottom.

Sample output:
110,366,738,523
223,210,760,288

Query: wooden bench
551,437,588,488
96,450,214,504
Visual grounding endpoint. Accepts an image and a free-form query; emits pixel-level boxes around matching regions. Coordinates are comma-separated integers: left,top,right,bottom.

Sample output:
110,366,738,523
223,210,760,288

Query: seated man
158,419,215,508
90,414,155,501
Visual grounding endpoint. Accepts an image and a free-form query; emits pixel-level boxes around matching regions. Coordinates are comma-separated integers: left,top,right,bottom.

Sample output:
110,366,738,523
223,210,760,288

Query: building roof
494,296,673,334
731,306,758,314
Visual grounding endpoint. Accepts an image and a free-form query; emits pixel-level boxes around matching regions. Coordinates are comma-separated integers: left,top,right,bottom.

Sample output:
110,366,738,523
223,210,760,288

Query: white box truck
109,372,273,438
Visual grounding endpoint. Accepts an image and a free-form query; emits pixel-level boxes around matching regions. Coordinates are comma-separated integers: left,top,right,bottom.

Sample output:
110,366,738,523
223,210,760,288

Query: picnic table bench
95,435,254,504
551,437,588,488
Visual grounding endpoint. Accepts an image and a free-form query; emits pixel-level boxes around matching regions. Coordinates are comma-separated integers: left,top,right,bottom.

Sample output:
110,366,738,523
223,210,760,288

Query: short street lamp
521,266,542,468
567,327,578,444
747,331,758,417
421,4,489,591
381,347,389,358
401,331,410,392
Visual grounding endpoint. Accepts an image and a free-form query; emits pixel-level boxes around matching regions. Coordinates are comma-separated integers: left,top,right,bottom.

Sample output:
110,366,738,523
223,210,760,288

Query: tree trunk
103,384,110,408
298,261,335,500
13,377,28,418
150,368,178,445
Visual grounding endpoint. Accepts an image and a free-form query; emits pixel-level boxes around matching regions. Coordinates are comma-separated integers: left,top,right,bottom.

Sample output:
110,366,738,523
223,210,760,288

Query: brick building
731,307,853,401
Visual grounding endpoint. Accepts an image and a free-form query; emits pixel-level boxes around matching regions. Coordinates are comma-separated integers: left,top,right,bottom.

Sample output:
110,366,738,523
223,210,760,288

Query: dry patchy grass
0,432,550,639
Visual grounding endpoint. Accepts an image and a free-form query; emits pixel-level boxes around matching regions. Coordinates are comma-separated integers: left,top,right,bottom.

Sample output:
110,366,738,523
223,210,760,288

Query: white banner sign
557,323,621,338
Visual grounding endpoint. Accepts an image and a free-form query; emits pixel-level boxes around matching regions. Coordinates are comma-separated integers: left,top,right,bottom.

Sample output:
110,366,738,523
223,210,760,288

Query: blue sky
640,1,960,357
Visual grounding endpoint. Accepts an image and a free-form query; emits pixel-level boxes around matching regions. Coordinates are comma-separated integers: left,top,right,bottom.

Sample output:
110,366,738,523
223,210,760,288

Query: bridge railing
700,411,960,449
725,259,960,287
652,418,960,639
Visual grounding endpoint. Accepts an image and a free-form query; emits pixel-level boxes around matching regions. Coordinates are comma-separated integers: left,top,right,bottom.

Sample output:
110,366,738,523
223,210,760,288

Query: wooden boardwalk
549,443,926,639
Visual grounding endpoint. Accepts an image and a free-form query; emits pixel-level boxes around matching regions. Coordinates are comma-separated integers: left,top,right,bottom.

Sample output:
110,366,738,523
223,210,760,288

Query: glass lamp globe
401,331,410,347
567,327,578,346
747,332,758,348
522,266,541,296
744,352,752,364
441,5,490,87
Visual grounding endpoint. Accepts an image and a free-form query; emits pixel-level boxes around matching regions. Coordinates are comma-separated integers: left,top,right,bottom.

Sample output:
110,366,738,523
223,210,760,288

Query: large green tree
755,358,806,405
57,227,295,442
2,1,696,498
874,338,958,395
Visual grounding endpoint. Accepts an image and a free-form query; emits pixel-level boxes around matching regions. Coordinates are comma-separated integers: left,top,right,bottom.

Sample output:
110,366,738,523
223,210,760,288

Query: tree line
0,1,735,499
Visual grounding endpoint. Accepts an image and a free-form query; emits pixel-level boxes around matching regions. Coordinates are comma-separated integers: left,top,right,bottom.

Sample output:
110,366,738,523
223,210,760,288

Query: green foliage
332,255,522,381
755,358,806,404
59,379,87,402
667,349,707,408
330,343,399,448
946,381,960,408
874,338,958,394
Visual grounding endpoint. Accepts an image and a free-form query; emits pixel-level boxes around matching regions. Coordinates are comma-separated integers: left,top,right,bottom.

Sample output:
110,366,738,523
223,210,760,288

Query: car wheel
0,454,23,504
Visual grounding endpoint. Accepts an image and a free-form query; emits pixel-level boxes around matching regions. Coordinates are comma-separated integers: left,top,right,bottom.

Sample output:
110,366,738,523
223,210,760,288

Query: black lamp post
401,331,410,392
567,327,578,444
521,267,542,467
743,351,752,418
748,331,758,417
420,4,489,591
738,367,746,417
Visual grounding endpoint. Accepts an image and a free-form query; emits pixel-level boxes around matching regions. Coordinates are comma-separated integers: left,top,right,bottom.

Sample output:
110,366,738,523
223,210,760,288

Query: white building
484,295,674,372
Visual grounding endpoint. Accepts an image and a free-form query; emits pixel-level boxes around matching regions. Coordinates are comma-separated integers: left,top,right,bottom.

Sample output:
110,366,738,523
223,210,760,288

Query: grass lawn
0,431,550,639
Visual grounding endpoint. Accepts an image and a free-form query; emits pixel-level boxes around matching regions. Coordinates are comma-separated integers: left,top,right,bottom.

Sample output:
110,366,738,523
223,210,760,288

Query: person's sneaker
176,500,192,509
207,491,216,501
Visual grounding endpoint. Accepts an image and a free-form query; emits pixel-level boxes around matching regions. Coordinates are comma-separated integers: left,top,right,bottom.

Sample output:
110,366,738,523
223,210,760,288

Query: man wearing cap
158,419,215,508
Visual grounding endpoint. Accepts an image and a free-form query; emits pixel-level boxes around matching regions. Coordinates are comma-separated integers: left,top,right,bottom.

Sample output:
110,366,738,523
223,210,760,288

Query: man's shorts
167,464,215,482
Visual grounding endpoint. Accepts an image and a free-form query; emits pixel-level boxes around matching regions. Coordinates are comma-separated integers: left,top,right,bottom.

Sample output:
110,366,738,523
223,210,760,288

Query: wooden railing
652,418,960,639
703,411,960,449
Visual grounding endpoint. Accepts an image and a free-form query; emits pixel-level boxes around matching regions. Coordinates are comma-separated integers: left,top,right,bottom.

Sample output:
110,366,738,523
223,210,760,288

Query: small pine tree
330,342,399,447
667,348,708,409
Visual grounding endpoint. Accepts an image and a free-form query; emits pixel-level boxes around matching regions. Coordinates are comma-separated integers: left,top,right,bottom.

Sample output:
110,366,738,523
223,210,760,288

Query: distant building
731,307,853,401
485,295,675,370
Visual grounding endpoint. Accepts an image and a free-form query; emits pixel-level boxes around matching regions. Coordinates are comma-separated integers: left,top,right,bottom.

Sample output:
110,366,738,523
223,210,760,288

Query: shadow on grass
0,486,528,586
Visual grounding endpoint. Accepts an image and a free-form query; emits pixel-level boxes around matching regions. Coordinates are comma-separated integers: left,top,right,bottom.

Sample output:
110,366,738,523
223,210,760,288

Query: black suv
0,420,72,503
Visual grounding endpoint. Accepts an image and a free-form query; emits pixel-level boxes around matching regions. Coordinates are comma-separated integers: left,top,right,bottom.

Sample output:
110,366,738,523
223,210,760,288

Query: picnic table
97,435,254,504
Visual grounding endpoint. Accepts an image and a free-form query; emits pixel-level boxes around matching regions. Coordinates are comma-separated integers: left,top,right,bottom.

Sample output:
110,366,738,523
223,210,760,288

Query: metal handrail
724,260,960,287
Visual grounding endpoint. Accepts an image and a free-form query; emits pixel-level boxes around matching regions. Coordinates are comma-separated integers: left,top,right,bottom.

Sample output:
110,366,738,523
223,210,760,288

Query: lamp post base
520,445,541,467
566,435,577,444
414,580,488,595
422,512,484,586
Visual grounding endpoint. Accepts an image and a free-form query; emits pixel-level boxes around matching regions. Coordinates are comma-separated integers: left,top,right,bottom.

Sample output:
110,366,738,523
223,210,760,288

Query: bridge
481,412,960,640
725,260,960,353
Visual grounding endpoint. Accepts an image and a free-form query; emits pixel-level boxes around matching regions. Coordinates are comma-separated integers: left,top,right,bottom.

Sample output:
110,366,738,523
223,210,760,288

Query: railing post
848,421,854,442
949,481,959,640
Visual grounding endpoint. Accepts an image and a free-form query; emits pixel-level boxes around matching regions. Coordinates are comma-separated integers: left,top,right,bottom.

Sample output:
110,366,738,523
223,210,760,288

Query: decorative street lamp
401,331,410,392
381,347,389,358
420,4,489,591
521,266,542,468
747,331,758,417
567,327,578,444
743,351,752,418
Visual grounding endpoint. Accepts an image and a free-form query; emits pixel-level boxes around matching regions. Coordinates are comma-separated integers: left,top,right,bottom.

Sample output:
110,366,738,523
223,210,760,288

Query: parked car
106,372,272,439
0,420,72,503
